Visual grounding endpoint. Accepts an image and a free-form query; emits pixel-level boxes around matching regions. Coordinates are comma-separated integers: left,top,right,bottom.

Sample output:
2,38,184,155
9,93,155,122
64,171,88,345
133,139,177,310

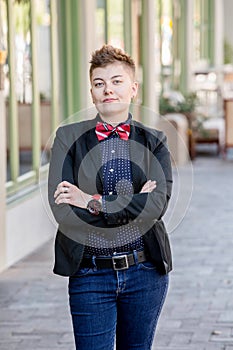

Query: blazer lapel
84,119,104,192
129,121,149,190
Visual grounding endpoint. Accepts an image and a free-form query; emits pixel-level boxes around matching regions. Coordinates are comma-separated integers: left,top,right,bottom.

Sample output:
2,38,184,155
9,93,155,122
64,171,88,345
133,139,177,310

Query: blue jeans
68,260,169,350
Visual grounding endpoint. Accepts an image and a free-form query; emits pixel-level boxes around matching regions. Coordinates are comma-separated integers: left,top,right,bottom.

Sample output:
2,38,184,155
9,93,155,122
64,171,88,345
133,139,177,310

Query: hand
140,180,157,193
54,181,91,208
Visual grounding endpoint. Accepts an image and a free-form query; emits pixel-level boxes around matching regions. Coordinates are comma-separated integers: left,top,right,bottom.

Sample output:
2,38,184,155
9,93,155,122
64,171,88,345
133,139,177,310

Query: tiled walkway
0,154,233,350
156,154,233,350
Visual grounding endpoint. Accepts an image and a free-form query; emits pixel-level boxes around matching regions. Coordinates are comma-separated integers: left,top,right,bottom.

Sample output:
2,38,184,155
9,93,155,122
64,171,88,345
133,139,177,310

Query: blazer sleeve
48,127,109,229
48,127,172,231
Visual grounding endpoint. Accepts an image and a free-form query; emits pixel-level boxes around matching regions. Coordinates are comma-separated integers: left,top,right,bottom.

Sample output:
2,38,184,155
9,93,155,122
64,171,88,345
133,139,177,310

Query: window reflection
2,0,52,184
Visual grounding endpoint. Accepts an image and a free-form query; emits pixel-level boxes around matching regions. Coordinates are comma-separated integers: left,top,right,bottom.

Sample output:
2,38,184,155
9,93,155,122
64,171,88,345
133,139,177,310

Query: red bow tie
95,122,130,141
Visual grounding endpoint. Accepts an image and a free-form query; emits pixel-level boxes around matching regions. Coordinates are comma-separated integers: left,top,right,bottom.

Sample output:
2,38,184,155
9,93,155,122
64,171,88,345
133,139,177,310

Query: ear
90,88,95,104
131,81,139,99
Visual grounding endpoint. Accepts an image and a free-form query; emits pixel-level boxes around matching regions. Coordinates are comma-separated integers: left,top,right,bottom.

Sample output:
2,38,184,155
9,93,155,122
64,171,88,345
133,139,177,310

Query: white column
0,90,6,272
141,0,157,119
186,0,194,91
223,0,233,49
79,0,96,109
214,0,224,67
50,0,60,129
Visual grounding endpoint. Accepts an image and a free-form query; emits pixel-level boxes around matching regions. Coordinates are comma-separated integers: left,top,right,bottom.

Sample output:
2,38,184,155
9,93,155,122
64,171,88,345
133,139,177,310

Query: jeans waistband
80,249,147,271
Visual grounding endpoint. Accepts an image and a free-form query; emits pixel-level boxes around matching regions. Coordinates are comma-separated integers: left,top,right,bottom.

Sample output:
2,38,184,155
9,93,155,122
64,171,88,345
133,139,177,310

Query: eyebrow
93,75,123,82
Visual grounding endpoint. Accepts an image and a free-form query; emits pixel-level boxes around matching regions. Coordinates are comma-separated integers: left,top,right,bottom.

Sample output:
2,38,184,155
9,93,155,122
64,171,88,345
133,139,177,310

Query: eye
113,79,122,85
94,82,104,87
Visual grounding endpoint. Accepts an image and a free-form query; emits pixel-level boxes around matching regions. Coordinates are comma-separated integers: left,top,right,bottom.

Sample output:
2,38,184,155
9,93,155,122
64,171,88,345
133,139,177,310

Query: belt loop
92,255,97,270
133,250,138,265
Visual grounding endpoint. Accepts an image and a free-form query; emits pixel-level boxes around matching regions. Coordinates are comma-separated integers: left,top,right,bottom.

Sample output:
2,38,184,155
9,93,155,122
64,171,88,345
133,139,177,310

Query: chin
97,102,129,117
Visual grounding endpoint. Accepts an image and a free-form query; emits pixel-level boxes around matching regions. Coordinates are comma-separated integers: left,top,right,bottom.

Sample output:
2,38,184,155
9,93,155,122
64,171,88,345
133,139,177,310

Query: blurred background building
0,0,232,272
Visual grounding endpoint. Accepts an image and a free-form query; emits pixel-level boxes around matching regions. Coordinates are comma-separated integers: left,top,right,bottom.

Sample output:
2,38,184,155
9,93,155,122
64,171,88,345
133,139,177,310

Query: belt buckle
112,254,129,271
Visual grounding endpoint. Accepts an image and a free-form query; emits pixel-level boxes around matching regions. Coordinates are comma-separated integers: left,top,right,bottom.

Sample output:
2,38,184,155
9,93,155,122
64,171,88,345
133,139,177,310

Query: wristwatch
87,194,102,215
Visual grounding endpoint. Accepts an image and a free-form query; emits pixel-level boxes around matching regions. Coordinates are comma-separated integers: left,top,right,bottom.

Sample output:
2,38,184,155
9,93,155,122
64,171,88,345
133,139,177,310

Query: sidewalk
0,155,233,350
155,154,233,350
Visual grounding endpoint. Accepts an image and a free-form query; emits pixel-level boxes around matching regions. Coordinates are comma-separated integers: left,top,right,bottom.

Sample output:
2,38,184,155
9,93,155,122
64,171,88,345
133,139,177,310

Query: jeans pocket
139,260,157,271
71,267,92,277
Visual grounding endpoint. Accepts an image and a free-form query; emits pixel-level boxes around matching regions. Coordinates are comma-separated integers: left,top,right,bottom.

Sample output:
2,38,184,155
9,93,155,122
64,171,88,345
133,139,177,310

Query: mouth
102,98,118,103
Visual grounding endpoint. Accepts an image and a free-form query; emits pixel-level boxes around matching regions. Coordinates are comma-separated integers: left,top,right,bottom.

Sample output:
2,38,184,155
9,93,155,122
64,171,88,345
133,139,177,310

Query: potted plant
159,91,198,159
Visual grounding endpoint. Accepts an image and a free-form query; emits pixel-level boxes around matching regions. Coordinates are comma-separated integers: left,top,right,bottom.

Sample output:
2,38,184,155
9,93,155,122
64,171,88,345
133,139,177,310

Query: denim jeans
68,260,169,350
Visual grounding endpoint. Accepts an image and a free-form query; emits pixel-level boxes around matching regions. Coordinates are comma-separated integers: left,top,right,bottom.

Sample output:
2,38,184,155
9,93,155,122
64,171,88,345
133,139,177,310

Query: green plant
224,38,233,65
40,92,48,102
159,92,197,115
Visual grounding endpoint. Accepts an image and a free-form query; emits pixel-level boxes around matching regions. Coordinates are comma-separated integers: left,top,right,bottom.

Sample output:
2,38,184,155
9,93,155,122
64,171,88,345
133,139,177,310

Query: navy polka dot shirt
85,125,144,256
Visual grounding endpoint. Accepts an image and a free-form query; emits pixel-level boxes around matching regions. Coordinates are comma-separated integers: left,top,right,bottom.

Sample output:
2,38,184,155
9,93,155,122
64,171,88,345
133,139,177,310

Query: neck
99,112,129,126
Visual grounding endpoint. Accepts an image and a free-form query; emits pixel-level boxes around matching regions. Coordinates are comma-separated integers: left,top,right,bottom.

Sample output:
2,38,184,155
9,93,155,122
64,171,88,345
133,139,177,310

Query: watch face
87,199,102,215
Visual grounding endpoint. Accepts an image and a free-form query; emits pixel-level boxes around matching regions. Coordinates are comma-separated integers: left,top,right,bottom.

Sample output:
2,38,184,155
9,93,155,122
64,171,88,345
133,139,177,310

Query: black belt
80,250,147,271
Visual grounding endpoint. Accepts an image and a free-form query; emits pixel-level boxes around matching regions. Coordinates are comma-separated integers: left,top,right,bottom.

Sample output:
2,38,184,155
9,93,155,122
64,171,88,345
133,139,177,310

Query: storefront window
193,0,213,67
14,0,31,103
3,0,52,194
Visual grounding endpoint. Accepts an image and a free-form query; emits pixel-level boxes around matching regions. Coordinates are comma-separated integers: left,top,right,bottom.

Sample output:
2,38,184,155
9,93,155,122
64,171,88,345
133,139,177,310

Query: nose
104,84,113,95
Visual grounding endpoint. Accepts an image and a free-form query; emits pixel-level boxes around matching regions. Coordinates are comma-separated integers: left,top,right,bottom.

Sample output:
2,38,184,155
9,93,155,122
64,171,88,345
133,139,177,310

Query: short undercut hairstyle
89,45,136,79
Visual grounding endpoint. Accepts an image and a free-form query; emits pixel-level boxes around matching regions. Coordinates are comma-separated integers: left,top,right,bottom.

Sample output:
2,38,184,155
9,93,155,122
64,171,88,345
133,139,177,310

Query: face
90,62,138,124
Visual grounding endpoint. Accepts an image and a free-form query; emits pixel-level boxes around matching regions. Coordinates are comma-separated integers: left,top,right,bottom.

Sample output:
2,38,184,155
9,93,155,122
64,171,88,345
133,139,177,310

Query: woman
48,45,173,350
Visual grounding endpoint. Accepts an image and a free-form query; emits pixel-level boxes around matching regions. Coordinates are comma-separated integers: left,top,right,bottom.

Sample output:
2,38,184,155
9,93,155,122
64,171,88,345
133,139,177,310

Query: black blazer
48,115,173,276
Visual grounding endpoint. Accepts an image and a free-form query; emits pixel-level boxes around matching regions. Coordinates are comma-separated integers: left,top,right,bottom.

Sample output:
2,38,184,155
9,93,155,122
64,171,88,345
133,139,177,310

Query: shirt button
111,150,115,153
109,168,114,173
109,191,113,195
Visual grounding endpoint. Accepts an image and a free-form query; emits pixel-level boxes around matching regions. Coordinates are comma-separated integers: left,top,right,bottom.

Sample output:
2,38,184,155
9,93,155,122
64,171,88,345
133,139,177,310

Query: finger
55,192,71,202
61,181,73,188
145,180,152,185
55,198,69,205
54,189,60,198
54,188,64,199
143,180,155,189
61,181,79,194
56,181,71,191
56,182,65,190
54,183,63,197
54,183,71,198
55,194,71,204
148,181,156,188
141,181,157,193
